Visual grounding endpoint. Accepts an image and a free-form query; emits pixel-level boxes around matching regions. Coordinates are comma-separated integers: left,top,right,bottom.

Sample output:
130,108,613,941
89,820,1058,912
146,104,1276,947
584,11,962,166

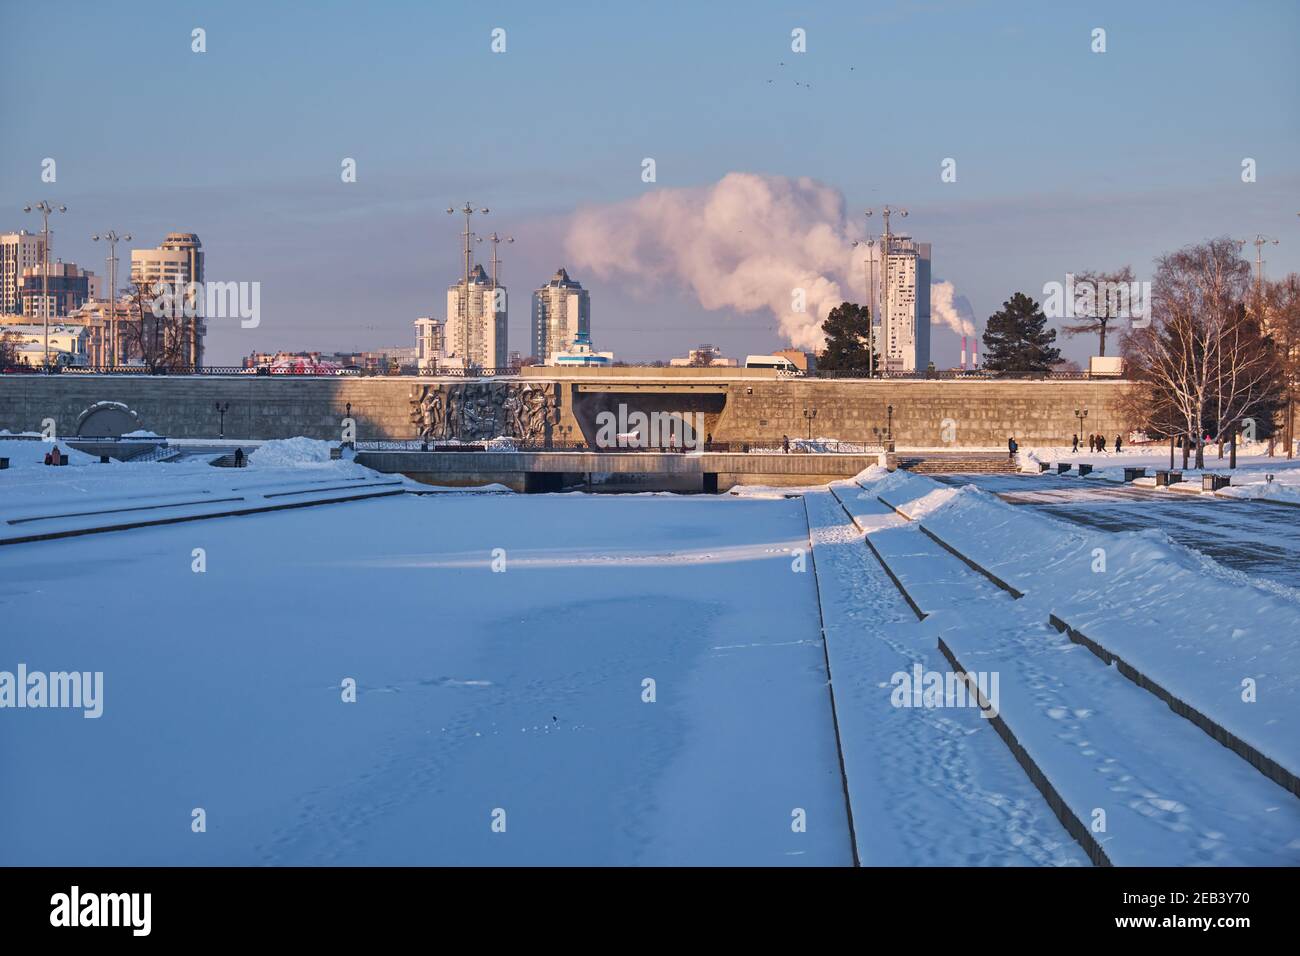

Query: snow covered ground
4,436,1297,866
1,459,852,865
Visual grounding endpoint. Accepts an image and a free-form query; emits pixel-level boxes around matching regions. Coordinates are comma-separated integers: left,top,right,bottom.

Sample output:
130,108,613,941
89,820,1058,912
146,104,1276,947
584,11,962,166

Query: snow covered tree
981,292,1061,373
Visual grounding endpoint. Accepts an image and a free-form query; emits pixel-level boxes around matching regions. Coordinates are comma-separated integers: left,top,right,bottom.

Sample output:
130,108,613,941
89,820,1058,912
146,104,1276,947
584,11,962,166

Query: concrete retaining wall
0,373,1139,447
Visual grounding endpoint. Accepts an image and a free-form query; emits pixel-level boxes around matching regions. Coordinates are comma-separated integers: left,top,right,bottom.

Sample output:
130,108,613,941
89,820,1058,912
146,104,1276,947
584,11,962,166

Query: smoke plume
930,280,976,337
564,172,968,352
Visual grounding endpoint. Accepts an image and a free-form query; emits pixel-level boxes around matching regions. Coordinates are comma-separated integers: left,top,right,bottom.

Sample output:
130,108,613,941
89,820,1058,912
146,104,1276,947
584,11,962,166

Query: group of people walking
1073,434,1122,453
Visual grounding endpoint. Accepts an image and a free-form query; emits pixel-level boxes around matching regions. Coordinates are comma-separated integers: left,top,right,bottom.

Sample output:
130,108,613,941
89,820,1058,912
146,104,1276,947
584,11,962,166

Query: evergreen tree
818,302,878,372
981,292,1061,373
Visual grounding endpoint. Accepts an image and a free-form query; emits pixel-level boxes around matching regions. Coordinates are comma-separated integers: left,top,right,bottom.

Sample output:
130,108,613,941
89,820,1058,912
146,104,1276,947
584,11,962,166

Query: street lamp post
803,407,817,441
886,404,895,447
1074,406,1088,449
477,231,513,373
446,203,489,367
851,237,878,377
215,401,230,439
23,200,67,371
92,230,131,367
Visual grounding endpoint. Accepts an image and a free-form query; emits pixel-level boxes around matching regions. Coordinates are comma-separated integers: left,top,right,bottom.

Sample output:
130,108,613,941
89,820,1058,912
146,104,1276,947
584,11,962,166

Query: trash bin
1155,470,1182,486
1123,467,1145,482
1202,474,1231,491
0,457,8,470
1057,463,1071,474
1038,461,1052,472
1078,464,1093,476
99,455,110,464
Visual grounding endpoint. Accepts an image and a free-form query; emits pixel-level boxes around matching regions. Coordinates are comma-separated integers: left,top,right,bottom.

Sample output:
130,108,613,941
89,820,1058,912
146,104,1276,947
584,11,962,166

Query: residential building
1,230,46,315
531,267,590,364
446,263,507,371
18,260,99,318
880,236,931,373
414,316,445,373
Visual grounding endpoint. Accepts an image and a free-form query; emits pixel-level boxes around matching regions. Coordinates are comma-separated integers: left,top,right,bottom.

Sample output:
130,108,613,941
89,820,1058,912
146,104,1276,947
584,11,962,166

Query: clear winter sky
2,0,1297,365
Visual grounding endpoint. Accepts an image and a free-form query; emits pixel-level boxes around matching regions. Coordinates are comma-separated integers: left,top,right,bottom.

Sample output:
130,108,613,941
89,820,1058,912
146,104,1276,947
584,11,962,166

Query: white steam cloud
930,280,976,337
565,172,971,352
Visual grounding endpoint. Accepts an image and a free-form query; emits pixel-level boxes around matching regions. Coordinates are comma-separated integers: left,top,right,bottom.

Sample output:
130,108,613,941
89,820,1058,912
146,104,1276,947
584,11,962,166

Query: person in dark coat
1071,434,1079,453
234,447,244,467
1115,434,1122,453
781,435,790,454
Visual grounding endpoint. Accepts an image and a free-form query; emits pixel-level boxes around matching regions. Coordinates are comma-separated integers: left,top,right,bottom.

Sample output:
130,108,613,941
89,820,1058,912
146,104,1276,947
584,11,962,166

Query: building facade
446,263,507,371
414,316,445,372
881,237,931,373
130,232,206,367
18,260,99,318
1,231,48,316
531,267,590,364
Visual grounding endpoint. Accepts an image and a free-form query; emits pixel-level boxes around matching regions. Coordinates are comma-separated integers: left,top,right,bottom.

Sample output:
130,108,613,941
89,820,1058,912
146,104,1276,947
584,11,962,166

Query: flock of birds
766,60,856,89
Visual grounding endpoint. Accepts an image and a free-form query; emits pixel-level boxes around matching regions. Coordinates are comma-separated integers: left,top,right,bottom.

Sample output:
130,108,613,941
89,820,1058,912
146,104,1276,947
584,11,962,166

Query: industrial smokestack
961,335,967,370
972,342,979,368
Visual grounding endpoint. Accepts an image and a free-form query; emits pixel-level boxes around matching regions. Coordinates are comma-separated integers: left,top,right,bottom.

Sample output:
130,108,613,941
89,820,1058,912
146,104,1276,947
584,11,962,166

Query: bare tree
1122,239,1281,469
118,281,190,372
1063,266,1136,357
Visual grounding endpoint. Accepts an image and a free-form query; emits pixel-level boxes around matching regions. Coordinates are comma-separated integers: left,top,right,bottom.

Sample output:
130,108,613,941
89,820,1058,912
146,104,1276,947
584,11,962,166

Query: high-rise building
531,267,590,364
18,260,99,317
414,316,445,372
131,232,206,367
446,263,507,371
881,237,931,372
1,231,47,315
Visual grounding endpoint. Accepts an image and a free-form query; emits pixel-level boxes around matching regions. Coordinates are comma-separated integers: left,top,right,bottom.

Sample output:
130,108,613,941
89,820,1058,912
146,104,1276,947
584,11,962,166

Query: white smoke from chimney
930,280,976,338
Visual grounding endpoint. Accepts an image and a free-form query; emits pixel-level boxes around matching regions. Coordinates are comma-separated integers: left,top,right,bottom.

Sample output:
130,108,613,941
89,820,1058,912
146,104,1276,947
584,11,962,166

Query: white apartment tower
531,267,591,364
446,264,507,371
880,237,931,372
1,231,47,315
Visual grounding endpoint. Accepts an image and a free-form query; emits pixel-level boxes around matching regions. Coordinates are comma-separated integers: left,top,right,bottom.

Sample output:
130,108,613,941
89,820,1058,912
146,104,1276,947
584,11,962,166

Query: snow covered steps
0,481,406,545
874,472,1300,801
829,480,1300,865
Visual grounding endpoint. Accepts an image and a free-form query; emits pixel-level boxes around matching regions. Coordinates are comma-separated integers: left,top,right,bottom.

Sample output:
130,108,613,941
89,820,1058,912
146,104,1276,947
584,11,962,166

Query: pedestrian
1007,436,1016,460
1115,434,1122,453
234,447,245,467
781,435,790,454
1089,434,1097,452
1071,434,1079,453
705,432,713,450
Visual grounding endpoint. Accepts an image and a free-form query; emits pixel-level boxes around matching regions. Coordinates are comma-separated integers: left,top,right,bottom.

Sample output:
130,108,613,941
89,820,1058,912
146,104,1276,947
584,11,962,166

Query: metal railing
355,439,883,455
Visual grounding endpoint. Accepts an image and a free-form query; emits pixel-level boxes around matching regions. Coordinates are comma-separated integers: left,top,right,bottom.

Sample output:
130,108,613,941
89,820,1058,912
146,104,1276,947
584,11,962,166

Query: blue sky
3,0,1297,364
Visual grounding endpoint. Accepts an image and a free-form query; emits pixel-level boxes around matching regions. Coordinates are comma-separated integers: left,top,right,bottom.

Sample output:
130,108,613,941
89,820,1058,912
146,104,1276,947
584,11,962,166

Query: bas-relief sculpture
410,382,556,442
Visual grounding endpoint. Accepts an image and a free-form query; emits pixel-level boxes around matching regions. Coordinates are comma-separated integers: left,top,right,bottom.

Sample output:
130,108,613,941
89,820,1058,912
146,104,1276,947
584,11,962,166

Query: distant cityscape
1,211,938,375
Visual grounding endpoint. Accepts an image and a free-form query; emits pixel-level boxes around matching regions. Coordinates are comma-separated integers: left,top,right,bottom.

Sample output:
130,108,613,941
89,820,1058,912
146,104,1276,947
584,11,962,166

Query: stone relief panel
410,381,556,442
